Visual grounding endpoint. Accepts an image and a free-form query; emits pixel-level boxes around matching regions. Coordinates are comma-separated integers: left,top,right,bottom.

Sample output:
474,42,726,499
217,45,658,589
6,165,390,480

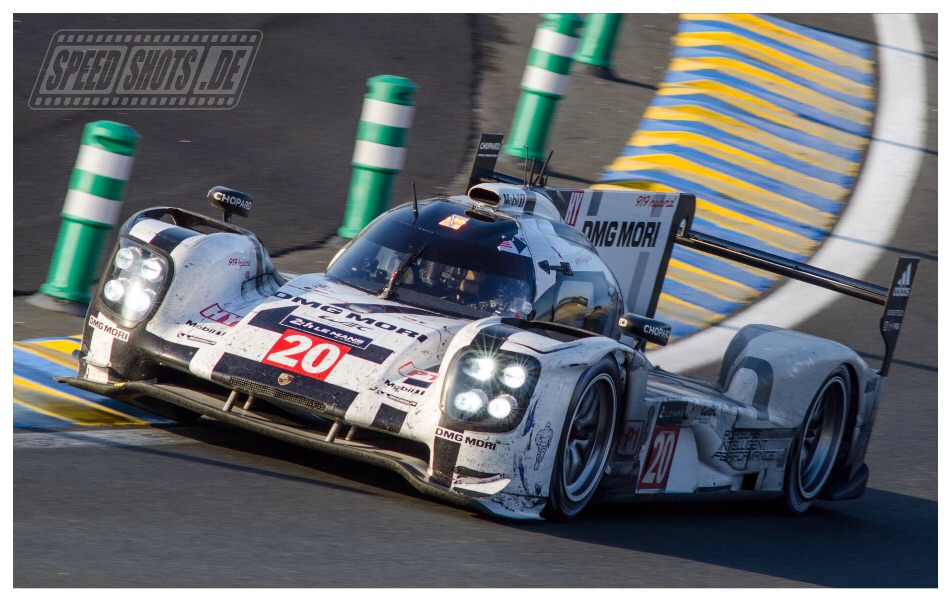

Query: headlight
454,389,487,413
487,394,515,419
442,347,540,433
140,258,164,281
114,246,140,270
461,356,494,380
500,365,527,388
125,285,156,319
103,278,126,302
100,239,169,324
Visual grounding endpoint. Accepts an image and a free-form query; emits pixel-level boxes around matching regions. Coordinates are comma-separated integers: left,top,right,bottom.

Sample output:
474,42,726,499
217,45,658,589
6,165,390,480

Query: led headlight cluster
100,239,169,324
442,348,540,433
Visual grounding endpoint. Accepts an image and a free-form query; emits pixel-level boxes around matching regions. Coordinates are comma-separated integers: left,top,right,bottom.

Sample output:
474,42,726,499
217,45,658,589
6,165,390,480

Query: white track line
646,14,927,373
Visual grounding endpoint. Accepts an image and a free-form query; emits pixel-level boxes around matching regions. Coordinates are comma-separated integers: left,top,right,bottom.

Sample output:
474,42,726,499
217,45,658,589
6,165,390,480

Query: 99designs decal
263,330,349,381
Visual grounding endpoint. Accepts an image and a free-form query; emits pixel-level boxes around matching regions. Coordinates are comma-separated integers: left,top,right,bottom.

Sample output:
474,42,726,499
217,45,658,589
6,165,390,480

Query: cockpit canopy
327,200,534,320
327,197,626,339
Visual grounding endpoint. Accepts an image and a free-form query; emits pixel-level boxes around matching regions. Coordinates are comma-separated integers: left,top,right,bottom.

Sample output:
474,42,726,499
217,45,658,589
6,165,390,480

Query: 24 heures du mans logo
30,29,262,110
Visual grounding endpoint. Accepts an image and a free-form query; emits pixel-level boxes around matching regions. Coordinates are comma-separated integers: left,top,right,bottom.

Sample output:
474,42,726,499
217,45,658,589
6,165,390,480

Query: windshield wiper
379,245,426,300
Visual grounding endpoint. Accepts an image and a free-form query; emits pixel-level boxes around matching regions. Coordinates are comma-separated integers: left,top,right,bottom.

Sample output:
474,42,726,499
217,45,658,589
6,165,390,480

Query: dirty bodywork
62,133,917,520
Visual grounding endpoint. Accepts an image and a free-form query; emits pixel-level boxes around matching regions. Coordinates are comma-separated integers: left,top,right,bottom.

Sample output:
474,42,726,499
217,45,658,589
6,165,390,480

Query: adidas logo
893,264,913,297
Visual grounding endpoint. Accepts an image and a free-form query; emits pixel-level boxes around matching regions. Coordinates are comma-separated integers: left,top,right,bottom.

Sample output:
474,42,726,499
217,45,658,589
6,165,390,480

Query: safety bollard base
582,64,618,80
573,13,623,71
27,291,89,317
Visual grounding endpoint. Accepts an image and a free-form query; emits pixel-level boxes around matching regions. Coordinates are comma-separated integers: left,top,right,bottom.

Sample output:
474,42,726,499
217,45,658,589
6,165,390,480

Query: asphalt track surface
11,14,939,588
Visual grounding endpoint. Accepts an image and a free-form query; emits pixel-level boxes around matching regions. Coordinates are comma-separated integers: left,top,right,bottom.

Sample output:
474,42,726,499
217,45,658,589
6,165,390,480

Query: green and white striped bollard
337,74,417,239
35,120,139,309
504,13,584,161
574,14,623,78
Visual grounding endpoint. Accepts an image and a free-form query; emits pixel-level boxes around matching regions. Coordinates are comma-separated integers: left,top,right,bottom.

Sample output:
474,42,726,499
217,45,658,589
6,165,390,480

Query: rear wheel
783,366,850,514
543,358,619,521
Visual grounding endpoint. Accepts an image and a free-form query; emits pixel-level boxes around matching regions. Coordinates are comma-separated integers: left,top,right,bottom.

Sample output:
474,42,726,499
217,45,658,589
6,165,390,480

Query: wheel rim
797,375,848,499
561,373,616,502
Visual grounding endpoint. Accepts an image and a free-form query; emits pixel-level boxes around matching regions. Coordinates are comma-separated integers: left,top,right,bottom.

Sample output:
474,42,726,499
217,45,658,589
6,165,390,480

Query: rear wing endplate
878,256,919,376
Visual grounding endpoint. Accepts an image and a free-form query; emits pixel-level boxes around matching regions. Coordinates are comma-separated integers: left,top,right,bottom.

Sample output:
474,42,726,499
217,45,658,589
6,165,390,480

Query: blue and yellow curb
596,13,876,339
13,336,170,428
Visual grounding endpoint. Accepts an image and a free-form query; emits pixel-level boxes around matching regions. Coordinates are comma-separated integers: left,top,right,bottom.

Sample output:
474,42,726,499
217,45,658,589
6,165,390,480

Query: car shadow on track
153,421,937,587
495,490,938,588
157,421,430,498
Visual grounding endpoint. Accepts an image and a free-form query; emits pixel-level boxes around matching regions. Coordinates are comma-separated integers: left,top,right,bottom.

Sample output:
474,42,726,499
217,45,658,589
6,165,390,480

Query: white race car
61,134,917,520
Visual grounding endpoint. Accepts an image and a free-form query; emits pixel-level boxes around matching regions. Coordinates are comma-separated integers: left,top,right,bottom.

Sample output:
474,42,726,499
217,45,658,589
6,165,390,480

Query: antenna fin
411,182,419,223
522,148,530,187
537,150,554,187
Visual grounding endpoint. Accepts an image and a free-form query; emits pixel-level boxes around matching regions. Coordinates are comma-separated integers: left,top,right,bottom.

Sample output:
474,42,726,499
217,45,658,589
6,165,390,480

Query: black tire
543,358,620,522
783,365,851,514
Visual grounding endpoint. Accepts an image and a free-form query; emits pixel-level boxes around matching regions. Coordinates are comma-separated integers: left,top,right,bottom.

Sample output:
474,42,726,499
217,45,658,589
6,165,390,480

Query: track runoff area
12,14,925,427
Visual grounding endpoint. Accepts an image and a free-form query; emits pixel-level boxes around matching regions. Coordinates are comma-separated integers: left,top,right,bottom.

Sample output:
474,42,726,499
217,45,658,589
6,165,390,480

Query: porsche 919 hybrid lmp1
61,133,918,520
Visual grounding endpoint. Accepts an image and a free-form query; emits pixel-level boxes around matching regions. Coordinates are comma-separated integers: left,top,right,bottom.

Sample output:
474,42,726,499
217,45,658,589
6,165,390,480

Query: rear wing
678,229,919,376
467,132,918,375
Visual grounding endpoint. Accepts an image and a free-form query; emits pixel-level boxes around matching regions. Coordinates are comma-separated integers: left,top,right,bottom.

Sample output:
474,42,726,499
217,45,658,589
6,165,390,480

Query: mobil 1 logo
30,29,261,110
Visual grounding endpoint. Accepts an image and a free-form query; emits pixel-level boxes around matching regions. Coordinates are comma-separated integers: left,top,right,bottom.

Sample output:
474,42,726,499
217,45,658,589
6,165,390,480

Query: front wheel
783,365,851,514
543,358,619,521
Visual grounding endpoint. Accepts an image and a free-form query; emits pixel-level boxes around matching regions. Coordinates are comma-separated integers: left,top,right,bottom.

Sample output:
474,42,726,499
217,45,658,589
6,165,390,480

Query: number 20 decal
638,426,680,491
263,331,350,381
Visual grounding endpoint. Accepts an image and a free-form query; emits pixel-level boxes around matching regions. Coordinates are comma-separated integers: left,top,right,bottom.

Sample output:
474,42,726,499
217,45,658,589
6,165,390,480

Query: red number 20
638,426,679,491
263,331,349,381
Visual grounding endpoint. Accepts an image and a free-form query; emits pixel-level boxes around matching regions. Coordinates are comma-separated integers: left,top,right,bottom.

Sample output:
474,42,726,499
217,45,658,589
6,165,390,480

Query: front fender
77,209,282,384
424,317,630,514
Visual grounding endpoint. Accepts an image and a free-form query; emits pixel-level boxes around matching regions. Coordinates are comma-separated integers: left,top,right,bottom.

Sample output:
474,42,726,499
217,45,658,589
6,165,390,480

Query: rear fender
717,325,879,431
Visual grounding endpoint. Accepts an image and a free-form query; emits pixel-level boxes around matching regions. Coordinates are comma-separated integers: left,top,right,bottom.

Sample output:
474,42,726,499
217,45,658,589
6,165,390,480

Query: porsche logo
277,373,294,386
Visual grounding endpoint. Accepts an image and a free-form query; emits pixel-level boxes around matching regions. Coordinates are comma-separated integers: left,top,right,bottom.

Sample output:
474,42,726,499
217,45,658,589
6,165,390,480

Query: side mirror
208,186,253,222
618,313,671,347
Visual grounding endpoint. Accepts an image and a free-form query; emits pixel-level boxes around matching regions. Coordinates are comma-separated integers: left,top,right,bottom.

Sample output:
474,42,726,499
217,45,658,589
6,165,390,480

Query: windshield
327,203,534,319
